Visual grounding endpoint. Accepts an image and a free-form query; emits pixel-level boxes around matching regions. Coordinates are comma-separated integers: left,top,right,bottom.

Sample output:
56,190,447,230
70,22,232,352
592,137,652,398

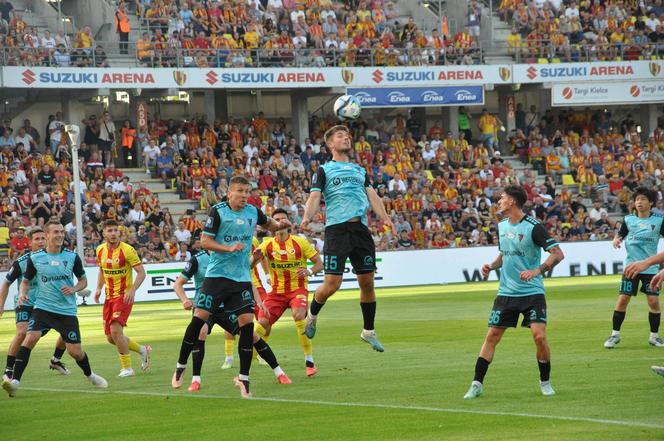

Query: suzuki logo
206,71,218,85
22,69,36,85
526,66,537,80
372,69,384,84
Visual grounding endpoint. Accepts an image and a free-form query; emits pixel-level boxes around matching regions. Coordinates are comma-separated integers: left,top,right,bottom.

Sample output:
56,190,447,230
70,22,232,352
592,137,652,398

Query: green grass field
1,276,663,440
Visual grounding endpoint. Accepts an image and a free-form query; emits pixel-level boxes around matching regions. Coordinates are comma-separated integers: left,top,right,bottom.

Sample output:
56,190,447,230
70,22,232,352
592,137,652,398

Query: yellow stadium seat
537,58,549,64
551,58,561,63
424,170,434,181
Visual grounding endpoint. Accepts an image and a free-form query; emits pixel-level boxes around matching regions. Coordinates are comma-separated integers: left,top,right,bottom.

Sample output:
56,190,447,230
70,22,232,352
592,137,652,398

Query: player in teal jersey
605,187,664,349
464,185,564,400
301,125,395,352
173,176,290,398
0,227,71,379
173,250,291,391
1,221,107,397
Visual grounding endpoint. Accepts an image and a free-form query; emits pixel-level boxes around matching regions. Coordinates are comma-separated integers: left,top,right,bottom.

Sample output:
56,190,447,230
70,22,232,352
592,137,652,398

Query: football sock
127,337,141,353
52,346,66,362
310,298,325,316
76,352,92,377
178,316,206,365
5,355,15,376
612,310,626,332
192,340,205,376
255,322,269,342
192,375,201,383
295,320,313,358
360,301,376,331
224,337,234,358
11,346,31,381
254,338,278,369
537,360,551,382
473,357,490,383
119,353,132,370
238,322,254,377
649,312,661,334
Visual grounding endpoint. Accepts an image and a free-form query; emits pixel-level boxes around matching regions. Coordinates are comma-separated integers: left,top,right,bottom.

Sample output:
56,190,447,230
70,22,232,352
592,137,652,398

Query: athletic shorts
323,221,376,275
28,308,81,344
197,277,255,316
15,305,33,324
488,294,547,328
258,289,308,325
620,274,659,296
103,296,134,335
193,307,240,336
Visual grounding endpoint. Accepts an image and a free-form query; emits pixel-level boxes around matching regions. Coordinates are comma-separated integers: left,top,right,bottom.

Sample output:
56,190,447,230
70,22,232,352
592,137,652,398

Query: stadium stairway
120,168,204,223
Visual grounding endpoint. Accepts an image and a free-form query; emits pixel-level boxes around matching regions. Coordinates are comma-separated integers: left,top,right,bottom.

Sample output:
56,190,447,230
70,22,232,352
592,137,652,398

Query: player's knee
323,278,342,294
292,310,306,321
106,335,115,345
66,345,83,360
358,277,375,293
15,328,27,340
532,332,547,347
647,296,660,311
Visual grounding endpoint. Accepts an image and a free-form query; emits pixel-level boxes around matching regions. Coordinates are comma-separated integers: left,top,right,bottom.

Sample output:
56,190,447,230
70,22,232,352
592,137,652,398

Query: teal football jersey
311,160,371,227
5,252,38,307
619,214,664,274
202,202,267,282
180,250,210,304
23,249,86,316
497,216,558,297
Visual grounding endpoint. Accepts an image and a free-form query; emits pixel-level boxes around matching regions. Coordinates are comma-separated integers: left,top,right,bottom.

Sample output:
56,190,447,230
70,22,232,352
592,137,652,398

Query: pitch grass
1,275,663,441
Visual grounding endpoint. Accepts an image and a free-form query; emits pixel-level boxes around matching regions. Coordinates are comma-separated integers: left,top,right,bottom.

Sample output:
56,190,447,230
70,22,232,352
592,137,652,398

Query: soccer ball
333,95,362,121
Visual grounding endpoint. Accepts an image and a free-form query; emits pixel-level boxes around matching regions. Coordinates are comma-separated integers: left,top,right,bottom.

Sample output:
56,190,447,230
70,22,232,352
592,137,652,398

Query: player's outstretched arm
301,191,322,231
366,186,395,233
173,276,193,310
482,254,503,280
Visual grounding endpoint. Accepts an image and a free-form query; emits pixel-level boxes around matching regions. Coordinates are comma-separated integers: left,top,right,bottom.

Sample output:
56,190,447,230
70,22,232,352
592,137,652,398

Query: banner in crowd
551,81,664,106
347,86,484,107
513,60,664,84
1,240,643,310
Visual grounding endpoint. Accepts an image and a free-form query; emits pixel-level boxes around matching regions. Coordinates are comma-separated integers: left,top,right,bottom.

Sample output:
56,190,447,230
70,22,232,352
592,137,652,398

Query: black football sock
11,346,31,381
649,312,661,333
473,357,490,383
192,340,205,376
52,346,66,361
5,355,16,376
310,298,325,316
75,353,92,377
238,322,254,377
178,316,206,366
612,310,626,331
538,360,551,382
360,301,376,331
253,338,278,369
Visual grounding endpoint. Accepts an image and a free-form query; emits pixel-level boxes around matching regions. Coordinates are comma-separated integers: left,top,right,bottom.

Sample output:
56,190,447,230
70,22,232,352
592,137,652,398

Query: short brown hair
45,220,63,232
229,176,251,188
27,227,44,239
102,219,119,230
324,125,349,143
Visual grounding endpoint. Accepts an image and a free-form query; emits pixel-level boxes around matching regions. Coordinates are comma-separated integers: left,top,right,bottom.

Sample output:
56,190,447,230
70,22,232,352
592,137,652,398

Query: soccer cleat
49,360,71,375
2,378,18,397
188,381,201,392
306,366,318,377
604,334,621,348
233,376,252,399
360,330,385,352
463,381,483,399
651,365,664,377
117,368,135,378
540,381,556,396
277,374,292,385
171,367,186,389
87,372,108,388
140,345,152,371
221,357,233,370
304,313,317,339
648,336,664,347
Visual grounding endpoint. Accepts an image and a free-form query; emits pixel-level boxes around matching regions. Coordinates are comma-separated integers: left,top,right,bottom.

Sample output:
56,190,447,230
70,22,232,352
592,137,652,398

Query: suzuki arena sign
552,81,664,106
514,60,663,83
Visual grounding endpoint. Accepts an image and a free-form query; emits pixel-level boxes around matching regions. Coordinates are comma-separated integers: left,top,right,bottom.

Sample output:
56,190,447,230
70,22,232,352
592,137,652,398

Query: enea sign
514,60,663,84
552,81,664,106
348,86,484,107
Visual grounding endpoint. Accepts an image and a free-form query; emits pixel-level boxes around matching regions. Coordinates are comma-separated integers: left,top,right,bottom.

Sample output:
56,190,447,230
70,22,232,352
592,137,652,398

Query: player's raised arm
366,186,395,233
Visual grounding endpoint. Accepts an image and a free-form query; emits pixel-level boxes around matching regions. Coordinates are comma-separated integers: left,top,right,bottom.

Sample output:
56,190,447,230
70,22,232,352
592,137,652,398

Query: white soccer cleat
463,381,483,399
87,372,108,388
648,336,664,347
540,381,556,396
1,378,18,397
221,357,234,370
604,334,621,348
360,330,385,352
117,368,135,378
651,365,664,377
140,345,152,371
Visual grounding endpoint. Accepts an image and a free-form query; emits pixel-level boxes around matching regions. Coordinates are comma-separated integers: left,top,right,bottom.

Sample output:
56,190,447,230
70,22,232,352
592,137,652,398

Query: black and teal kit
617,214,664,296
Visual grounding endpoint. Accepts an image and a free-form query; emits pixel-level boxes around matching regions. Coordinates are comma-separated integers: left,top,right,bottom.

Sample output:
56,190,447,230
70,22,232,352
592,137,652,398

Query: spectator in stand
115,3,131,55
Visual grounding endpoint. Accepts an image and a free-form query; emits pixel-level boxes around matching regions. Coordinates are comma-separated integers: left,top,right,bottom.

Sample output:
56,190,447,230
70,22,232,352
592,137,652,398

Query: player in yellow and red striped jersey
251,208,323,376
94,220,150,378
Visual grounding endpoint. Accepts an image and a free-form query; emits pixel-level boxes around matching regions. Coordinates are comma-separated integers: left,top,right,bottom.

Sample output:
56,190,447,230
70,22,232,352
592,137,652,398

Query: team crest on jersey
63,261,68,268
651,225,656,231
288,248,295,254
518,234,524,242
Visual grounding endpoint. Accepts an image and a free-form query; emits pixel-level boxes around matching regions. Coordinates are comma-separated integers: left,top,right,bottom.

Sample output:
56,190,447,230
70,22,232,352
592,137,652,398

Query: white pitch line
19,387,664,430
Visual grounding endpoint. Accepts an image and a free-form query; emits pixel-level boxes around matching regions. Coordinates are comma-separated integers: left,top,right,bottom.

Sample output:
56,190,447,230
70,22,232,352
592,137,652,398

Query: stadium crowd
0,103,661,271
501,0,664,62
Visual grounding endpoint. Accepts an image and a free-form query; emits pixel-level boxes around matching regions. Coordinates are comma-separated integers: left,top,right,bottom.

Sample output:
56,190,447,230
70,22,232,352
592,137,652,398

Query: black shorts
15,305,33,324
323,221,376,275
98,140,113,152
28,309,81,343
194,308,240,336
197,277,255,316
620,274,659,296
488,294,547,328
